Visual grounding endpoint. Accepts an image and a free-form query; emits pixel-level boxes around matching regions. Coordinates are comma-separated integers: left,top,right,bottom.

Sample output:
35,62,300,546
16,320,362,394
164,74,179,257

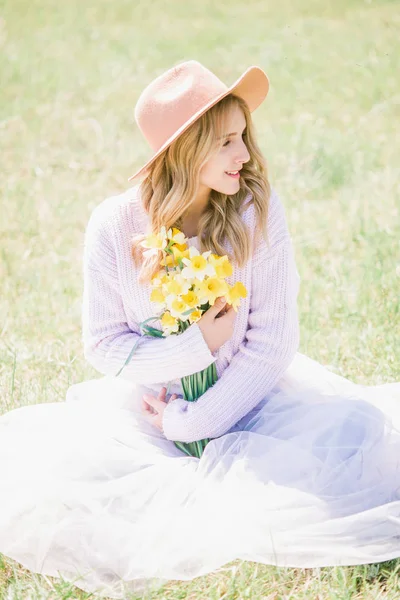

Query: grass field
1,0,400,597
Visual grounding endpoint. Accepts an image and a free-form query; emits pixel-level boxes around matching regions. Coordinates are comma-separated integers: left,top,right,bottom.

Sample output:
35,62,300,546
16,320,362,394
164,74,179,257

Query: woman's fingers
143,388,167,413
215,303,232,318
142,388,178,422
141,398,155,415
143,394,158,412
159,386,167,400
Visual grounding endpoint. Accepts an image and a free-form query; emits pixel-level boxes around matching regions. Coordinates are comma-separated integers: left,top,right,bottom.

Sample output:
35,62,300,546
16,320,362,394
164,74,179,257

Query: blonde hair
131,93,271,284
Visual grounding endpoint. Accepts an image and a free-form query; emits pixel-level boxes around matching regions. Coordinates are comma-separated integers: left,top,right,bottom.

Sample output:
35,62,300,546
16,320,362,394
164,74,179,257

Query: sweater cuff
173,321,216,369
162,397,191,442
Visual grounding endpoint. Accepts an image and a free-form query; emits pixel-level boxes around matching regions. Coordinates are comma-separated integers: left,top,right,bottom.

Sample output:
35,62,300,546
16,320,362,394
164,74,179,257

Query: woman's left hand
141,386,179,432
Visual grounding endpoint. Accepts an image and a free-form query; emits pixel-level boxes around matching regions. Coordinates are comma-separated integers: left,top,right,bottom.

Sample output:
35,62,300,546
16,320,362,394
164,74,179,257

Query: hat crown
134,61,228,152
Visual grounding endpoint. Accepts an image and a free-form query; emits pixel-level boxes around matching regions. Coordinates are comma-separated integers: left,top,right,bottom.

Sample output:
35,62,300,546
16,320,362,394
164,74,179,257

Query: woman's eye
223,133,246,148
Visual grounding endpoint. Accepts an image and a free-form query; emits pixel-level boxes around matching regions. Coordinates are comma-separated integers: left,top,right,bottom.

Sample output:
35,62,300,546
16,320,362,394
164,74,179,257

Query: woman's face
198,104,250,198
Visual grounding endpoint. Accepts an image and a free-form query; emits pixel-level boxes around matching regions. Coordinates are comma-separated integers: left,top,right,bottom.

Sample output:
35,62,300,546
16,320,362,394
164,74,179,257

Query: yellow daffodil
151,271,169,288
181,247,215,281
165,296,191,321
189,309,202,323
160,244,190,268
167,227,187,246
141,226,168,258
172,245,190,260
174,242,188,252
161,311,180,335
225,281,248,311
192,277,204,288
150,288,166,304
208,254,233,278
164,278,184,296
181,290,199,308
208,253,226,263
162,273,191,296
156,272,169,285
196,277,229,305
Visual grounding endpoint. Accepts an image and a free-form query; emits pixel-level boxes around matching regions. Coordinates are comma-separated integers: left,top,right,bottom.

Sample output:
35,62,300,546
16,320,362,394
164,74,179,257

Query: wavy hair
131,93,271,284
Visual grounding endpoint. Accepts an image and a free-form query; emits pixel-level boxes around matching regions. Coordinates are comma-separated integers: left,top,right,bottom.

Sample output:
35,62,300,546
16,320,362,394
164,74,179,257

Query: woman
1,60,400,599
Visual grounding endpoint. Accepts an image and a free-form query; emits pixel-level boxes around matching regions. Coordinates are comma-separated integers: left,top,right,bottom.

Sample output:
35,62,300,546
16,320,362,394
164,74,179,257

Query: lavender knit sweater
82,185,301,443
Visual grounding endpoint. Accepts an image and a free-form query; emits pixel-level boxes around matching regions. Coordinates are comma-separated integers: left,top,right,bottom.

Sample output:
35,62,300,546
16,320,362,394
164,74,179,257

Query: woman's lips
225,171,240,179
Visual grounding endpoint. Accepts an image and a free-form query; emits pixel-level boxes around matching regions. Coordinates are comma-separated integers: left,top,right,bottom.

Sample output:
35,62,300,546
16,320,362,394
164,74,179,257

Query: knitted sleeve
82,206,216,385
162,190,301,442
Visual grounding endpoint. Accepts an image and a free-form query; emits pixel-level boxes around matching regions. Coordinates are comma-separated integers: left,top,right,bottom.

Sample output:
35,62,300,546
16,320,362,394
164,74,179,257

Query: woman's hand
141,386,179,432
197,296,236,354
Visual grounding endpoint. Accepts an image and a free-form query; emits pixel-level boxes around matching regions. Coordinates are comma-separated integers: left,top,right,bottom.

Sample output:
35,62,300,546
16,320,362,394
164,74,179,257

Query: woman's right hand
197,296,237,354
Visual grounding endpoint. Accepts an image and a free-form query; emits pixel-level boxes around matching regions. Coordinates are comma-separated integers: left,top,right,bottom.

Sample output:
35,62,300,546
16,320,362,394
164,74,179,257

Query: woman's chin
213,182,241,196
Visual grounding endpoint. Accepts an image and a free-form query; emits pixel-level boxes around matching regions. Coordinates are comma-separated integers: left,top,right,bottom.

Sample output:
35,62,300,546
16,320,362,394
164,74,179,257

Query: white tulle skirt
1,352,400,598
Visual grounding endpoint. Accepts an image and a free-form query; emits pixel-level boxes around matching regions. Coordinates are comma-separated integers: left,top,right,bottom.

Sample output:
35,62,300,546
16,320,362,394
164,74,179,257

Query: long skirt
1,352,400,598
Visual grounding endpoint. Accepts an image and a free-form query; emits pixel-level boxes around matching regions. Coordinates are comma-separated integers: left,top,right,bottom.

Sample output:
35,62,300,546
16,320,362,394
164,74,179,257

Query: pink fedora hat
128,60,269,182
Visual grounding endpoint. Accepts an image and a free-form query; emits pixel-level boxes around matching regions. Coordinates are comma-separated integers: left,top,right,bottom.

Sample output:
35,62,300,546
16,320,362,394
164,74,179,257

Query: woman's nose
236,141,250,164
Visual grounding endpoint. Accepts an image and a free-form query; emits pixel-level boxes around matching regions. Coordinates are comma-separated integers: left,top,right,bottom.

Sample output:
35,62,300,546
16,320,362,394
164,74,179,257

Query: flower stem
174,362,218,458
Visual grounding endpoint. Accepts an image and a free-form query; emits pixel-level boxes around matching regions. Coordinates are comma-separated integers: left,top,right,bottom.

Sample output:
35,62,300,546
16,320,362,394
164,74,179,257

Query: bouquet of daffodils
118,226,247,458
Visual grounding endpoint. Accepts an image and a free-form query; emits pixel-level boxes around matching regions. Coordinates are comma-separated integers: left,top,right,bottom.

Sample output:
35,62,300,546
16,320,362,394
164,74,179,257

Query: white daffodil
140,226,168,258
161,311,180,336
167,227,187,246
165,294,191,321
161,272,192,297
181,247,216,281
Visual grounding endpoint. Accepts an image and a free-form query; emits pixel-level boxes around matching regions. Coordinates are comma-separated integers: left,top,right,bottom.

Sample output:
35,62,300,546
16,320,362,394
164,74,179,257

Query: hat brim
128,65,269,182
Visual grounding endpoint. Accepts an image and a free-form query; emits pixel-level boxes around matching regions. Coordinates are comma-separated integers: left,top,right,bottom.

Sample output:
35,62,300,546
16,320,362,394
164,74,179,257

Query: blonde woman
1,60,400,598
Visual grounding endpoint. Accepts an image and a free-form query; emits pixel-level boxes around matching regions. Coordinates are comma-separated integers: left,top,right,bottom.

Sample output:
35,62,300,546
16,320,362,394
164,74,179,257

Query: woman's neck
181,188,210,238
180,217,199,239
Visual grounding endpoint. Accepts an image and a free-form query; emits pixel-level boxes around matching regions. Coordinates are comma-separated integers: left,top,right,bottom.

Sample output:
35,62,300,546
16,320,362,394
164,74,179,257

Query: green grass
1,0,400,597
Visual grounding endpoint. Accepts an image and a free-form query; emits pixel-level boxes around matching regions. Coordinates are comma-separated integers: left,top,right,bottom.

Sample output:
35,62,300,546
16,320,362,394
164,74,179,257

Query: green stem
174,362,218,459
